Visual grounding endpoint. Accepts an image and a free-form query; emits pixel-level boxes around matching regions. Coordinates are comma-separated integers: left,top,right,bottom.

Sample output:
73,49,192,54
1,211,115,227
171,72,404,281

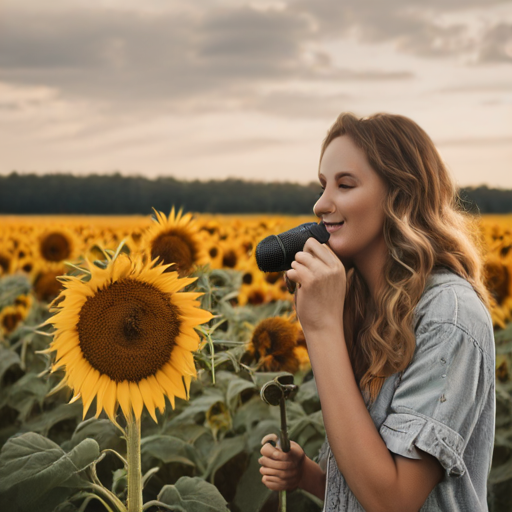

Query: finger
303,237,339,265
261,433,278,445
258,456,294,470
261,476,287,491
283,274,296,294
260,466,297,479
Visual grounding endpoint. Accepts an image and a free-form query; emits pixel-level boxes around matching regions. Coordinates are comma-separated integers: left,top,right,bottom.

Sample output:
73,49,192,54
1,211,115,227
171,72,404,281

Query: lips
323,221,344,233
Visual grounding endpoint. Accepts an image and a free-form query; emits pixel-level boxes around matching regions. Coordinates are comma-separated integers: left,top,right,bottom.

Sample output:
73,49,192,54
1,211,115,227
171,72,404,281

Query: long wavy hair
319,112,492,404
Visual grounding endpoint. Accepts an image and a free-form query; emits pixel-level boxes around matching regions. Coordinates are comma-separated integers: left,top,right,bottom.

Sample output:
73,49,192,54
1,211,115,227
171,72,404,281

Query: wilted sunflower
143,208,208,276
246,316,300,373
43,252,212,422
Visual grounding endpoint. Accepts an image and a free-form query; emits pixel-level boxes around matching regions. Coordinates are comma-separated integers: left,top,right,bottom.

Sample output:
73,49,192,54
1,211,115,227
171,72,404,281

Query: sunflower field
0,211,511,512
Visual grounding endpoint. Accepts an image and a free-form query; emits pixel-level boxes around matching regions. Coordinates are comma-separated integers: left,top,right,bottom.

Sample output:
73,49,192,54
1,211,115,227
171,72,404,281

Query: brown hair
320,112,492,404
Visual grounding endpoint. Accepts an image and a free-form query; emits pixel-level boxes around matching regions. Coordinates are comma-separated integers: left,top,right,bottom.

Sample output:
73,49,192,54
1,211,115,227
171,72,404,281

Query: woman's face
314,135,388,269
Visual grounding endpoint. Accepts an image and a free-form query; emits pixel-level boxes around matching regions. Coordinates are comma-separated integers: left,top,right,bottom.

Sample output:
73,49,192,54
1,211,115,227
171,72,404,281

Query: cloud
477,23,512,62
292,0,512,58
0,3,414,116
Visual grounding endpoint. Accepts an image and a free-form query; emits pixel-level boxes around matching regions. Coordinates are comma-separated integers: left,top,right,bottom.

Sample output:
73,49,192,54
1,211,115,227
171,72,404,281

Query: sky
1,0,511,188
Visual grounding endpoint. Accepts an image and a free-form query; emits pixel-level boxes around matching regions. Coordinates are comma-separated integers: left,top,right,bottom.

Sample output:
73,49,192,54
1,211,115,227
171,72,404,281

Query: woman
258,113,495,511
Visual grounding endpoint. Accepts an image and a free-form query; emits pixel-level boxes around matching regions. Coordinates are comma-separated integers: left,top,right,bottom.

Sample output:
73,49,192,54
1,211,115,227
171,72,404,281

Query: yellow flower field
1,212,511,328
0,211,511,512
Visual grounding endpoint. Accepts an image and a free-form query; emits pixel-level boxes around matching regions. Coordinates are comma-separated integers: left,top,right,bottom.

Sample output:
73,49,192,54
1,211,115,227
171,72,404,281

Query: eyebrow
319,171,358,181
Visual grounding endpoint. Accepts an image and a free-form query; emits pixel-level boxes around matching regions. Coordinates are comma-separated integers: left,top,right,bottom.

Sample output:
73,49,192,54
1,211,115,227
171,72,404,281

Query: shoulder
413,268,495,366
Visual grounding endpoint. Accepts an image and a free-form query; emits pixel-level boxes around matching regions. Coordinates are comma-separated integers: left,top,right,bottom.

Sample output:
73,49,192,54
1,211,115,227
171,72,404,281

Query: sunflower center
151,232,195,275
41,233,71,262
222,250,237,268
77,278,181,382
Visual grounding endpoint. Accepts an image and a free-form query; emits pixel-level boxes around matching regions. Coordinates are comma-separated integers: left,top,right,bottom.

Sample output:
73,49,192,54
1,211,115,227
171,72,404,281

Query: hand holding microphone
255,222,330,273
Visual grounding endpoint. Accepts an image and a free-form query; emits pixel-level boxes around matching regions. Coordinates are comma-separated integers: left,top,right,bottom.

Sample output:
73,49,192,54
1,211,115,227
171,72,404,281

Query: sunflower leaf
226,377,257,412
157,476,229,512
202,434,247,482
0,432,100,511
0,347,22,388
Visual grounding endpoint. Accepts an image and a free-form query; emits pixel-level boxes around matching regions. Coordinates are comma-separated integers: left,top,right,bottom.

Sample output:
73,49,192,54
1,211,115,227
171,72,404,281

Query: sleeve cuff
379,412,467,477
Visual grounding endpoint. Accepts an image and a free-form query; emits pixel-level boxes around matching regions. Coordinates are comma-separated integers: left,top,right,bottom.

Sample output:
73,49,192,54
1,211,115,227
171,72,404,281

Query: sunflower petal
138,378,158,423
147,375,166,414
117,380,132,421
103,380,118,423
95,374,111,418
161,364,187,399
129,382,144,421
81,368,101,419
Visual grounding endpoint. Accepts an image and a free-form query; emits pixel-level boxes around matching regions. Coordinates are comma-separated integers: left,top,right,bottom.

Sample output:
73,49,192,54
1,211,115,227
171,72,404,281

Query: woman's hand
286,237,347,334
259,434,306,491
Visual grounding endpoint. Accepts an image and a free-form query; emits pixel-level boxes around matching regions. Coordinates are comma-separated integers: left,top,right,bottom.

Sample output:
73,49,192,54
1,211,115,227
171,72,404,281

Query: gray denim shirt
320,268,496,511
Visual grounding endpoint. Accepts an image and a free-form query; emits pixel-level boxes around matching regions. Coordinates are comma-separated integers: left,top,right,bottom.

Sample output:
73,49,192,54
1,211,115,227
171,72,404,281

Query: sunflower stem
126,415,143,512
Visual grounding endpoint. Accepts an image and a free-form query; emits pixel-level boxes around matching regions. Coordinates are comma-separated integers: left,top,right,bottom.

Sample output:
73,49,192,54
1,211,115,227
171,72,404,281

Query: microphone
255,222,330,272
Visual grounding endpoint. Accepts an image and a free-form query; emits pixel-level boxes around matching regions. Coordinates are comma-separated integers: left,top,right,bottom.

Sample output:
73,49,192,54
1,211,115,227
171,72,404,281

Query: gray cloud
477,23,512,63
292,0,512,58
1,0,510,120
0,4,414,116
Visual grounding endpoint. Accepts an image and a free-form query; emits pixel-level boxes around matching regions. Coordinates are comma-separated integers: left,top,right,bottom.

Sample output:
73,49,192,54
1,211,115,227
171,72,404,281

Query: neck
352,235,389,303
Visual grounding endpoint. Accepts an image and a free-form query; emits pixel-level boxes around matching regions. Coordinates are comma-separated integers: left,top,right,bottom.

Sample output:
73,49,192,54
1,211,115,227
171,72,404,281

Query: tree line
0,172,510,215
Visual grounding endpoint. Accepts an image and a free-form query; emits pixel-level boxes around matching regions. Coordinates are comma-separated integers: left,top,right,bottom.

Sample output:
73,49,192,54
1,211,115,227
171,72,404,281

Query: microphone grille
255,235,286,272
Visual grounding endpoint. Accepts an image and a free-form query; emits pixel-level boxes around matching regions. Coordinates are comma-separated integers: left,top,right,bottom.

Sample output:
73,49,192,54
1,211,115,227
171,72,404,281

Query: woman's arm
288,239,443,512
305,324,443,512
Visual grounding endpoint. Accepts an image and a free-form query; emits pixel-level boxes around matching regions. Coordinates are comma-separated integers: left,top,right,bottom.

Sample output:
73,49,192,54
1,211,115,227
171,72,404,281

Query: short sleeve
379,321,491,477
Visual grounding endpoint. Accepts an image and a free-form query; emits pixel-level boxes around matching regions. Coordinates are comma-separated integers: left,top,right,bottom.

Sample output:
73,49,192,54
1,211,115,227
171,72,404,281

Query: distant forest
0,172,511,214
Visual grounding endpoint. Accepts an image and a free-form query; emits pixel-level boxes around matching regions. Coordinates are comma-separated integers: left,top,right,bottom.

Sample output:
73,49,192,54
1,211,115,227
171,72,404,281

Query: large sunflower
143,208,208,276
43,252,212,422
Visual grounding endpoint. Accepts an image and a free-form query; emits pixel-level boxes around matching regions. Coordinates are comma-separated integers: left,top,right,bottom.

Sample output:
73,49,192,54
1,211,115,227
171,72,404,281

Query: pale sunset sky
1,0,511,187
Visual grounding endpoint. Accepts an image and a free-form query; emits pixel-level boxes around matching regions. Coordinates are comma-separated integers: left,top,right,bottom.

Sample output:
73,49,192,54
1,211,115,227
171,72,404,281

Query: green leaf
158,476,229,512
22,402,83,436
141,435,198,468
294,378,321,414
232,452,272,512
233,395,273,434
62,418,123,453
0,432,100,511
167,389,224,427
202,435,247,482
7,373,49,421
0,347,21,386
226,377,256,412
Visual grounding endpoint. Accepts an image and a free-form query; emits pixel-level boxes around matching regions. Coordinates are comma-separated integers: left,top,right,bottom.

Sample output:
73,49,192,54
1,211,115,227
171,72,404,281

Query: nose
313,188,335,219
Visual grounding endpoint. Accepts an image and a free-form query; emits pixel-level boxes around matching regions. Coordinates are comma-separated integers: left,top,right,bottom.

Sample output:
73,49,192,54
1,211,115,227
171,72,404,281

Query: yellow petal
138,378,158,423
183,374,191,400
81,368,101,419
147,375,166,414
117,380,132,421
171,346,197,377
103,380,118,423
129,382,144,420
95,374,111,418
175,332,199,351
155,370,178,403
161,364,187,400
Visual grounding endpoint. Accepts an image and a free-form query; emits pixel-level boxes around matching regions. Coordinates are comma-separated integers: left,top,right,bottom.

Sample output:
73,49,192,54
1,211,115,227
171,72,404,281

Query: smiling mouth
323,221,344,226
